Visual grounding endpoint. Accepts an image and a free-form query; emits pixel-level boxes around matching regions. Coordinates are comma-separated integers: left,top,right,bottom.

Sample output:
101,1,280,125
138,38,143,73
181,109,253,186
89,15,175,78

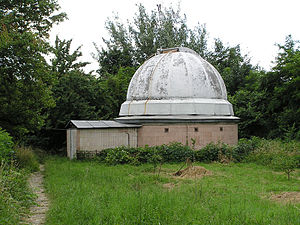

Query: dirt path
23,165,49,225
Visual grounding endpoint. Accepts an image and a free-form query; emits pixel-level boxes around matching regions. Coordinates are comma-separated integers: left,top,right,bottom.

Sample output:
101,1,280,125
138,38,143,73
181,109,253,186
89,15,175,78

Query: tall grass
0,129,39,224
246,139,300,165
0,162,36,225
15,146,40,172
44,157,300,225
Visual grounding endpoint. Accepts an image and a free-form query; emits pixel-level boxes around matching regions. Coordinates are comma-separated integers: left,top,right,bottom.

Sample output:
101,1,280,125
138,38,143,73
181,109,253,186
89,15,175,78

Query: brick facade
137,123,238,148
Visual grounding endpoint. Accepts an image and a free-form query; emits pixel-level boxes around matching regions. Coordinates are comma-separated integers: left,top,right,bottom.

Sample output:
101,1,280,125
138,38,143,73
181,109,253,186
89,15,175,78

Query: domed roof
127,47,227,101
119,47,235,118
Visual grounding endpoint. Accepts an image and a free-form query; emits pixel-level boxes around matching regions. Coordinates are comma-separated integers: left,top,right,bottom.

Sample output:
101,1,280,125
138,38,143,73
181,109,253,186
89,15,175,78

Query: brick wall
137,123,238,148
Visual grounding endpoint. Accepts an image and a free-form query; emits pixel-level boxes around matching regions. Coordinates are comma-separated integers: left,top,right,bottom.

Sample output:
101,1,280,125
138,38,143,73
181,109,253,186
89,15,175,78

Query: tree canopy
0,0,66,139
94,4,208,75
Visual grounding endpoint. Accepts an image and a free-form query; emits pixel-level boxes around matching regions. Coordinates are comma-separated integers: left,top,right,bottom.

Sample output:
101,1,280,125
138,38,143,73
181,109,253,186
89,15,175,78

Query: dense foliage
0,0,66,139
0,128,14,163
77,139,300,173
0,128,39,224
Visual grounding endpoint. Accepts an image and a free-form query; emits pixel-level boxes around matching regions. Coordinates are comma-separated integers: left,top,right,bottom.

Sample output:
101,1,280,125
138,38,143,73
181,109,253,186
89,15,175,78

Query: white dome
119,47,234,117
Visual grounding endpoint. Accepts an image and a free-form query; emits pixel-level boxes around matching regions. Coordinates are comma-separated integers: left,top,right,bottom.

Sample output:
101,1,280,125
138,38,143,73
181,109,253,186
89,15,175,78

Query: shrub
147,148,162,171
217,143,234,163
95,148,111,162
232,137,261,162
88,143,194,165
271,153,298,180
127,146,153,163
15,146,39,172
195,142,220,162
80,139,300,168
157,143,194,163
246,139,300,168
194,142,233,163
0,128,15,163
105,147,133,165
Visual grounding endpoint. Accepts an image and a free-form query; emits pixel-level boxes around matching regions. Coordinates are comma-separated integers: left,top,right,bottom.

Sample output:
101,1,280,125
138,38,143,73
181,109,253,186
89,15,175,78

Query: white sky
50,0,300,73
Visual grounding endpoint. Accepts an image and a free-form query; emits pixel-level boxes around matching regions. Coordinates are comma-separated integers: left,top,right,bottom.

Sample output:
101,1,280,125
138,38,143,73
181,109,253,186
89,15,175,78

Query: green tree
271,153,298,180
93,14,135,75
49,71,100,129
98,67,136,119
260,35,300,139
51,36,89,77
0,0,66,139
207,39,253,95
35,37,100,150
231,36,300,139
48,37,100,128
229,71,268,138
94,3,208,76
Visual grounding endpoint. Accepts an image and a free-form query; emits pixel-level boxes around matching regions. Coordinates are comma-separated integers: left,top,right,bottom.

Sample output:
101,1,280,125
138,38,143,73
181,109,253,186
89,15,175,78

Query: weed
0,128,14,163
0,162,35,225
15,146,39,172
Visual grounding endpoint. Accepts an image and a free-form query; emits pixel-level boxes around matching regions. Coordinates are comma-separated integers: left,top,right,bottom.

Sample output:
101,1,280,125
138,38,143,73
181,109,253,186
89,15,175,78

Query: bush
80,139,300,168
194,142,233,163
271,153,298,180
157,143,194,163
195,142,221,162
0,128,15,163
0,130,37,224
90,143,194,165
126,146,153,163
246,139,300,168
15,146,39,172
104,147,133,165
232,137,261,162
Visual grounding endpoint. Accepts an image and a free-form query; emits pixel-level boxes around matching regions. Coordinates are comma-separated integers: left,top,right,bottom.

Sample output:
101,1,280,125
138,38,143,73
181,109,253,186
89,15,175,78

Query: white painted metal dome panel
119,47,234,117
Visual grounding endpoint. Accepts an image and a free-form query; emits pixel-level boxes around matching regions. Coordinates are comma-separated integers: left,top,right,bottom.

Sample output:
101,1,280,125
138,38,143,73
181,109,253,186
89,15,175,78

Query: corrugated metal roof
66,120,142,129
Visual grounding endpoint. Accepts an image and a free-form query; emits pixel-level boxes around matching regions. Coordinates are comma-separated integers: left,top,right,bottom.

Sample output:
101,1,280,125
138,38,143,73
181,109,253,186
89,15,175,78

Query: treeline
0,1,299,151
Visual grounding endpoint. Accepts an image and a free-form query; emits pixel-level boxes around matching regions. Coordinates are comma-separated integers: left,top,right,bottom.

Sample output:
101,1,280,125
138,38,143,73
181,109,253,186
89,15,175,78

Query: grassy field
44,157,300,225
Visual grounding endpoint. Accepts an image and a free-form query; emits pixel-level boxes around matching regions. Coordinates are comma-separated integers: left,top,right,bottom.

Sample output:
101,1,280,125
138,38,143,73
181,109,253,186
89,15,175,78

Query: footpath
23,165,49,225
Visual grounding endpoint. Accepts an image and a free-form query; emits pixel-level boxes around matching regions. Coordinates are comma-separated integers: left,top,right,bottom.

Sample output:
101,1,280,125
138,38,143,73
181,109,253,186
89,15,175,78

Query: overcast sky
50,0,300,73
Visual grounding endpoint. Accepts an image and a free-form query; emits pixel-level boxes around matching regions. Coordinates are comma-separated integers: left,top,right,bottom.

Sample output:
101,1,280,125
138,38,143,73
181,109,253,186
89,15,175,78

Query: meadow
44,157,300,225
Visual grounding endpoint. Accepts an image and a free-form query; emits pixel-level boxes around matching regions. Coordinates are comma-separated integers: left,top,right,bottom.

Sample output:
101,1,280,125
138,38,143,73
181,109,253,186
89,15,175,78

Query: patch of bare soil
270,192,300,203
162,182,176,190
22,165,49,225
173,166,212,179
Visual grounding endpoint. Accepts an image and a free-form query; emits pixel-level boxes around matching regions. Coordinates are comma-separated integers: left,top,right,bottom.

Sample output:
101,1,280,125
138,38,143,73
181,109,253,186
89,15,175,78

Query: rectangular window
194,127,198,132
220,127,223,131
164,128,169,133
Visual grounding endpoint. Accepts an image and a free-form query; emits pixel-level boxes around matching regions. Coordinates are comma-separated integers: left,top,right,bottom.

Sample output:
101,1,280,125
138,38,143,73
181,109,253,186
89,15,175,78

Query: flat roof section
66,120,142,129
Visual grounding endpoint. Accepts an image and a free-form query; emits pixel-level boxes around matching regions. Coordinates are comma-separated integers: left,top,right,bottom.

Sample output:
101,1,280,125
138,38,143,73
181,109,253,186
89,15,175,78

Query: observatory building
67,47,239,159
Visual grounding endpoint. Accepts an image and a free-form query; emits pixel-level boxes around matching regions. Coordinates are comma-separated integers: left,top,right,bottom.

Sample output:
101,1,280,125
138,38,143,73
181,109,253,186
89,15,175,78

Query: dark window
194,127,198,132
164,128,169,133
220,127,223,131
